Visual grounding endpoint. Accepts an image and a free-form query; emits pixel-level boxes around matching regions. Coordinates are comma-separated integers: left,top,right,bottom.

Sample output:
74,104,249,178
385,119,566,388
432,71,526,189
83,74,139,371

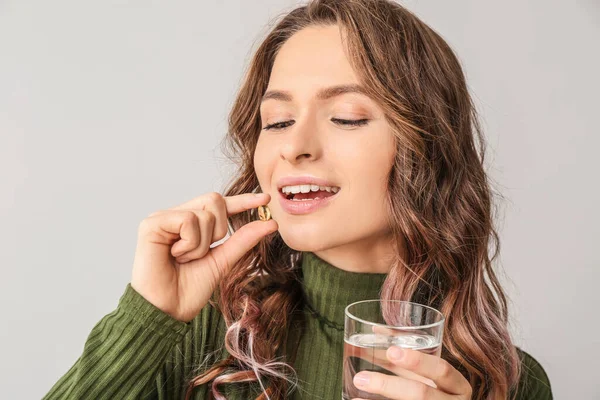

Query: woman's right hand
131,192,277,323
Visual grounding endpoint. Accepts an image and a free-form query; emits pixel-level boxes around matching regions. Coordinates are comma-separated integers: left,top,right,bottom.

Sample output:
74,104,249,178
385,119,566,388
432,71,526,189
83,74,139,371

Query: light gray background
1,1,598,398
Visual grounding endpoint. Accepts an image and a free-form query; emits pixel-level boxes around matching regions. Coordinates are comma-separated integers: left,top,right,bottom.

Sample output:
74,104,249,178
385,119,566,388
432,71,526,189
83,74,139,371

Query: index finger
351,343,438,389
171,192,270,216
385,346,470,395
368,325,439,389
224,192,272,216
165,192,271,243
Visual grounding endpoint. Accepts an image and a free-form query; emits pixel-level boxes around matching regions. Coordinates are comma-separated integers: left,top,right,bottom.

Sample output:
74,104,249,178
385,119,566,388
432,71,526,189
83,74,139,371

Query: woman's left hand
352,346,472,400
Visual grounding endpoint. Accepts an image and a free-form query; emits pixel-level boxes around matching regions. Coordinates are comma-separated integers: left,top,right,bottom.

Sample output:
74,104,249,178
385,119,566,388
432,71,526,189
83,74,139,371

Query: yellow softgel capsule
257,205,271,221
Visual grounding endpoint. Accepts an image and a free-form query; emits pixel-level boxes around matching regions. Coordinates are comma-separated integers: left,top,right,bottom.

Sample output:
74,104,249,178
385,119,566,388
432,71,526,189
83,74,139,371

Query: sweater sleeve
42,283,192,400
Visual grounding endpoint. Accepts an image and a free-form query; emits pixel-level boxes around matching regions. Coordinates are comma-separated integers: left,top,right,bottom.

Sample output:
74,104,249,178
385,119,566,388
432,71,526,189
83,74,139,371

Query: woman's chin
277,226,334,253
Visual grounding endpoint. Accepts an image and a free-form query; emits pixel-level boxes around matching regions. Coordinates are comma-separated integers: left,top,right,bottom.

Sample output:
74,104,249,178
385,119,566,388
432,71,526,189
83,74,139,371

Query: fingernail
254,192,265,197
354,372,370,387
389,346,404,360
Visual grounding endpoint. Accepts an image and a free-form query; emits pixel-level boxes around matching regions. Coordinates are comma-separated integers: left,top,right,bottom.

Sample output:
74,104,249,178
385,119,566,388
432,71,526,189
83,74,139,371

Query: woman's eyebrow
261,84,369,104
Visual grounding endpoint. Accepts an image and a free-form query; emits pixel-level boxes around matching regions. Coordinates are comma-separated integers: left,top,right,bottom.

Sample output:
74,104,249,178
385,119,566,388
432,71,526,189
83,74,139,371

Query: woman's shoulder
512,347,553,399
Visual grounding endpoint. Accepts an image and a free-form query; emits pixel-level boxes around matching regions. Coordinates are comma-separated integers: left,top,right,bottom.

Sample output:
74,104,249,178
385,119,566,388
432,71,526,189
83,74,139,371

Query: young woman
44,0,553,399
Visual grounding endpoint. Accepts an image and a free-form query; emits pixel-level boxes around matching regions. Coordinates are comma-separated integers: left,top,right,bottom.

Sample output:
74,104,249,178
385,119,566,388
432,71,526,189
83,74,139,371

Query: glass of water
343,300,445,400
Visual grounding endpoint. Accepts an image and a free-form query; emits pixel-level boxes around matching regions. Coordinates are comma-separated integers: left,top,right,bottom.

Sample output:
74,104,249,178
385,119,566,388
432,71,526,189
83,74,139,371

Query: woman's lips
277,188,340,215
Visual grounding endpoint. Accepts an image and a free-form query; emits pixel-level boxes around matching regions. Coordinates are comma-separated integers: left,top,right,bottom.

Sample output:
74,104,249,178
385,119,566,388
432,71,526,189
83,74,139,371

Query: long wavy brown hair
184,0,522,399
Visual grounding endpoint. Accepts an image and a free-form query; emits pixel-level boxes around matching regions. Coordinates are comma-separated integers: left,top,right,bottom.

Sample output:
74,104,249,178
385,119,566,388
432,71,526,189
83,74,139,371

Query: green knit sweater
43,252,553,399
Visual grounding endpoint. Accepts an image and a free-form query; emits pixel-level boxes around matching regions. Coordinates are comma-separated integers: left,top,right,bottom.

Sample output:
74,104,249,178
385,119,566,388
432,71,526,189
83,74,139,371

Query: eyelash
262,118,369,131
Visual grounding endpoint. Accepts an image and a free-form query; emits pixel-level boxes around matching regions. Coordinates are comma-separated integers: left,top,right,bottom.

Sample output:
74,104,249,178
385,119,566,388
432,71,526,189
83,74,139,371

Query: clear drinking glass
342,300,445,400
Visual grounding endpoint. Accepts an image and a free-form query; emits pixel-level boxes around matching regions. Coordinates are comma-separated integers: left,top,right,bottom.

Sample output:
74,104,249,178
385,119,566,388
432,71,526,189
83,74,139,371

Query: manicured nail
354,372,370,387
389,346,404,360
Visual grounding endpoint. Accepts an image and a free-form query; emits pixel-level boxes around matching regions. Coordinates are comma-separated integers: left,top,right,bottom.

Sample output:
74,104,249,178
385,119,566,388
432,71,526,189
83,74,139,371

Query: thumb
209,219,278,276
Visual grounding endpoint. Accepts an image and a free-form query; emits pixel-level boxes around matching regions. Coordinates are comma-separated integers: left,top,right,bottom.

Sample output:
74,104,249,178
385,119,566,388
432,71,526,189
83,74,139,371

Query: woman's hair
185,0,522,399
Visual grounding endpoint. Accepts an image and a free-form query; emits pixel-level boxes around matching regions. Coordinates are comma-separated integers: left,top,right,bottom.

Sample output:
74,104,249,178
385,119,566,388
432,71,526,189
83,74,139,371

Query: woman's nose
279,118,323,163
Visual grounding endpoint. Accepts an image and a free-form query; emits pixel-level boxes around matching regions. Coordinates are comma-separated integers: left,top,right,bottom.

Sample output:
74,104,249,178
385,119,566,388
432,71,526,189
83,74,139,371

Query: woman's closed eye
262,118,369,131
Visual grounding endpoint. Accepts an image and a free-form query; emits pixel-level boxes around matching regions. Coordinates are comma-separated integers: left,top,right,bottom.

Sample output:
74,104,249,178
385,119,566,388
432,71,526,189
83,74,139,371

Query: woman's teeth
281,184,340,201
281,184,340,195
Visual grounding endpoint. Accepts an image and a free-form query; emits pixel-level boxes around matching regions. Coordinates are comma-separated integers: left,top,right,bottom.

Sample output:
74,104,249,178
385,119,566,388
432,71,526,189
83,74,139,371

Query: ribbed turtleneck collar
300,251,388,330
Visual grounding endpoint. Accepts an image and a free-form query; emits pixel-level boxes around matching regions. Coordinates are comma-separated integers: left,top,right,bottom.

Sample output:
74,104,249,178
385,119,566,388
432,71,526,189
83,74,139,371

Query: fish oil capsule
257,205,271,221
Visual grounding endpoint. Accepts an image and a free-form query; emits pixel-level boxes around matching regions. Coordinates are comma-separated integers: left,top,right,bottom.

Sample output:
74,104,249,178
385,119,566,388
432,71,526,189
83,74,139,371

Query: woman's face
254,25,397,271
